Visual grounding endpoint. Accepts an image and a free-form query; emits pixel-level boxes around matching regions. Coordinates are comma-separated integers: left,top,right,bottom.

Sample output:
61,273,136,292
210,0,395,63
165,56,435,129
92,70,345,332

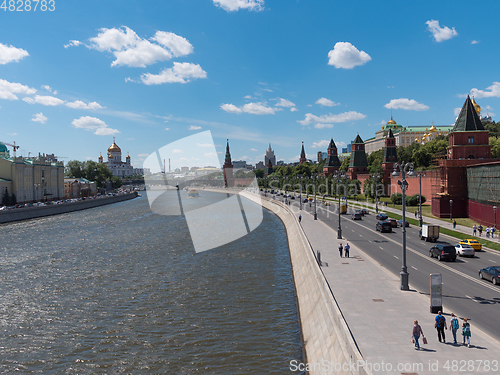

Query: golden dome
472,96,481,115
108,141,121,153
429,125,437,132
387,116,397,125
126,153,130,159
415,138,420,142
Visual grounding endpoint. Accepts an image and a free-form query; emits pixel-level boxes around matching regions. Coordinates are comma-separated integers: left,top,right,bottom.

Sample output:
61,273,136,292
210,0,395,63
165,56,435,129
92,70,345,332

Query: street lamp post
334,171,345,239
450,199,453,221
393,161,415,291
313,173,318,220
494,205,497,238
299,174,303,210
284,176,288,204
416,170,426,227
372,173,380,213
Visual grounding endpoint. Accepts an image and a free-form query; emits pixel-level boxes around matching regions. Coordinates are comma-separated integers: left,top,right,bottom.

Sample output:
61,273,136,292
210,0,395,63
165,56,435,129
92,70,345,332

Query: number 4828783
1,0,55,11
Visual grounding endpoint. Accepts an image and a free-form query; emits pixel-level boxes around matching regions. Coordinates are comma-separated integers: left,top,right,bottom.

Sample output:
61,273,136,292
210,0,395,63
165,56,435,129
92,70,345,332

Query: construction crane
2,141,19,157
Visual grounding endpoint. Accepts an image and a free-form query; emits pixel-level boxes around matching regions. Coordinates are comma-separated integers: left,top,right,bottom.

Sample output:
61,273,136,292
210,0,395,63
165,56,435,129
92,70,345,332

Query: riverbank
0,192,138,224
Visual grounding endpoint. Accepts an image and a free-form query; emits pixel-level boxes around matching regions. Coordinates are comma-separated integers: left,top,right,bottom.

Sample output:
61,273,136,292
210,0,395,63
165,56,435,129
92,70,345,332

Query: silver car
455,243,475,257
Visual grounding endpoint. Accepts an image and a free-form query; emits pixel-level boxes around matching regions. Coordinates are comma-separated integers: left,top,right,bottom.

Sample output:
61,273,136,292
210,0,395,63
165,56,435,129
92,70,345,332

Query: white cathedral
98,138,138,178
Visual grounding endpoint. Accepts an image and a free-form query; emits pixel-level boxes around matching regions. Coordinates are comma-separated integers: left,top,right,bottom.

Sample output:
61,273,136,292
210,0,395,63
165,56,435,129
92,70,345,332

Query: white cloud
196,143,213,147
42,85,53,92
140,62,207,85
0,43,29,65
250,148,258,151
138,153,149,157
314,123,334,129
23,95,65,106
221,102,277,115
172,149,183,153
89,26,140,52
315,97,339,107
0,79,36,100
165,127,170,131
470,82,500,99
327,42,371,69
71,116,120,136
471,40,479,45
384,98,429,111
66,100,103,110
112,39,172,68
7,133,17,136
290,107,298,112
189,125,202,130
31,113,47,124
213,0,264,12
426,20,458,42
454,107,462,117
312,140,330,149
151,31,193,57
337,141,347,148
64,40,83,48
298,111,366,126
274,98,296,108
244,95,254,99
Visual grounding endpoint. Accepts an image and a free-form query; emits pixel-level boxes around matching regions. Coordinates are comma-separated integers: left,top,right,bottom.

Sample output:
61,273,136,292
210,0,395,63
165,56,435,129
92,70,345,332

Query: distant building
98,138,135,178
255,161,265,170
317,151,327,162
265,144,276,167
181,167,189,173
64,178,97,198
233,160,247,169
276,160,285,166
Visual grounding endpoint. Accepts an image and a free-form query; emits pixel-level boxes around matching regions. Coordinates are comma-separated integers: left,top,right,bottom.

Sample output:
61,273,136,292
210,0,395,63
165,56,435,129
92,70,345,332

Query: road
275,193,500,342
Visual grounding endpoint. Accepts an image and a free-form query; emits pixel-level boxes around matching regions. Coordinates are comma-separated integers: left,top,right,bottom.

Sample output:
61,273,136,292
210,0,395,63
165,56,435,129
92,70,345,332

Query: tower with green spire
348,133,368,179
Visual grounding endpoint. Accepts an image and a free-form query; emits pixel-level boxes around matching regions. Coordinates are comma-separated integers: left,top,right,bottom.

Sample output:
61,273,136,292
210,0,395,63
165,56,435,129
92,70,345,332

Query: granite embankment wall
0,192,138,224
240,191,370,375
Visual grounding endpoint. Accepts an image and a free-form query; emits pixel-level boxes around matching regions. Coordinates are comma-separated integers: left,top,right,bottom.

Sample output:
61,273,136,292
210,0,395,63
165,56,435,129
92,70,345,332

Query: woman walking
412,320,425,350
462,318,471,347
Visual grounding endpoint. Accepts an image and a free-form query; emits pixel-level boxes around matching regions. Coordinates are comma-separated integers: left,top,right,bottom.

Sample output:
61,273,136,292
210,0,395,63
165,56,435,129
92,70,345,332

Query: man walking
473,225,477,236
344,242,350,258
435,311,447,343
298,214,302,223
338,243,343,258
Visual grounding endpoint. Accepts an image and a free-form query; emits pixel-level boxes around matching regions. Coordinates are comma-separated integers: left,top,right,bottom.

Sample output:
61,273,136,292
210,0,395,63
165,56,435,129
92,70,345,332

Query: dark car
397,219,410,227
479,266,500,285
355,209,364,216
376,213,388,220
303,198,308,203
386,218,398,228
429,244,457,261
290,196,295,200
361,208,369,215
351,212,362,220
376,221,392,233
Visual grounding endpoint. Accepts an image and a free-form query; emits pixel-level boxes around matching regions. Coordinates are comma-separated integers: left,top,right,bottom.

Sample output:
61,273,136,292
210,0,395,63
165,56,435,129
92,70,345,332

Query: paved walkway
286,199,500,375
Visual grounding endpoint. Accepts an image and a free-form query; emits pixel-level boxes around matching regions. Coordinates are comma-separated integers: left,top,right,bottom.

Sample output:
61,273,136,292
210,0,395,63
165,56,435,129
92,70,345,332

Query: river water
0,192,302,374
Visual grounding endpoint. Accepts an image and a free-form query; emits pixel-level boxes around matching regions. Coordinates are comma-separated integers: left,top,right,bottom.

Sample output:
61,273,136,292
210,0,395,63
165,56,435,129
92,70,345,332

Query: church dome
429,125,437,132
415,138,420,143
126,153,130,159
108,140,121,152
472,96,481,115
387,116,397,125
0,142,7,153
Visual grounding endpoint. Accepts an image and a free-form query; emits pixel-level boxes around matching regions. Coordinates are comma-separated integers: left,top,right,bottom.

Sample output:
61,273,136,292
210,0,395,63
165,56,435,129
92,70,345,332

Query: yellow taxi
459,239,482,251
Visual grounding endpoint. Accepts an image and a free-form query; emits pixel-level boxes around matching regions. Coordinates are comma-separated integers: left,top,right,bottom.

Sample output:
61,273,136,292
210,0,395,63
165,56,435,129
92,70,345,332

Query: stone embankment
0,192,138,224
240,191,371,375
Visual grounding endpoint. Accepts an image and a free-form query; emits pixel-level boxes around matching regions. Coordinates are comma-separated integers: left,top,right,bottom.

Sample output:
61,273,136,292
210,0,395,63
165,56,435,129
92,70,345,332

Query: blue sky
1,0,499,168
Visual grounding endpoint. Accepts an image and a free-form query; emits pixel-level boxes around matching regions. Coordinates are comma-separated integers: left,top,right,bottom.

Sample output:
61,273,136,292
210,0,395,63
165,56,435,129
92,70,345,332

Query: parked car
429,244,457,261
455,243,475,257
386,218,398,228
360,208,369,215
376,213,388,220
376,221,392,233
459,239,482,251
479,266,500,285
351,212,362,220
397,219,410,227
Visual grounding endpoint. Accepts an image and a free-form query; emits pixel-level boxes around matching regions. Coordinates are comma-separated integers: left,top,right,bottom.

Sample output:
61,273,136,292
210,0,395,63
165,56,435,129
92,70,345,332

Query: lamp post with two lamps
334,171,346,239
392,161,415,291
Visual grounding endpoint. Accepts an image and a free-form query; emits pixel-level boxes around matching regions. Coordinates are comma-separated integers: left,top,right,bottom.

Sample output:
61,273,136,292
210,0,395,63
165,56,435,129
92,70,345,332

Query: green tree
490,136,500,158
2,187,10,206
484,121,500,138
253,169,265,178
367,149,384,173
339,156,350,171
65,160,85,178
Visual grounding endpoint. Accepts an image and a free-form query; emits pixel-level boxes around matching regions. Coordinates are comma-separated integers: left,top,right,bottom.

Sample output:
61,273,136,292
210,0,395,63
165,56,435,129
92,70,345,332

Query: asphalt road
277,194,500,342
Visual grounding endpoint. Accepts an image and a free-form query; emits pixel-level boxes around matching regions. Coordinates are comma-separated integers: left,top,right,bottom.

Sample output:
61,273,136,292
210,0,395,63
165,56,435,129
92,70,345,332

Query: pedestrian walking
298,214,302,223
414,211,417,219
478,225,483,236
434,310,447,343
473,225,477,236
344,242,350,258
462,318,471,347
412,320,425,350
453,220,456,229
492,227,496,238
338,243,343,258
450,313,460,344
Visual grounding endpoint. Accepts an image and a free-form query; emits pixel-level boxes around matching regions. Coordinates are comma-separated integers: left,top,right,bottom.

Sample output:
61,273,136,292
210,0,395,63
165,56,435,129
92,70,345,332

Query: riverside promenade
257,193,500,375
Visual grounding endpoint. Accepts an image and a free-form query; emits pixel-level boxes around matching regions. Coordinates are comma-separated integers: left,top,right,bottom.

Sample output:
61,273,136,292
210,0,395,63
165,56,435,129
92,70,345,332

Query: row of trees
1,188,16,206
65,160,122,189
